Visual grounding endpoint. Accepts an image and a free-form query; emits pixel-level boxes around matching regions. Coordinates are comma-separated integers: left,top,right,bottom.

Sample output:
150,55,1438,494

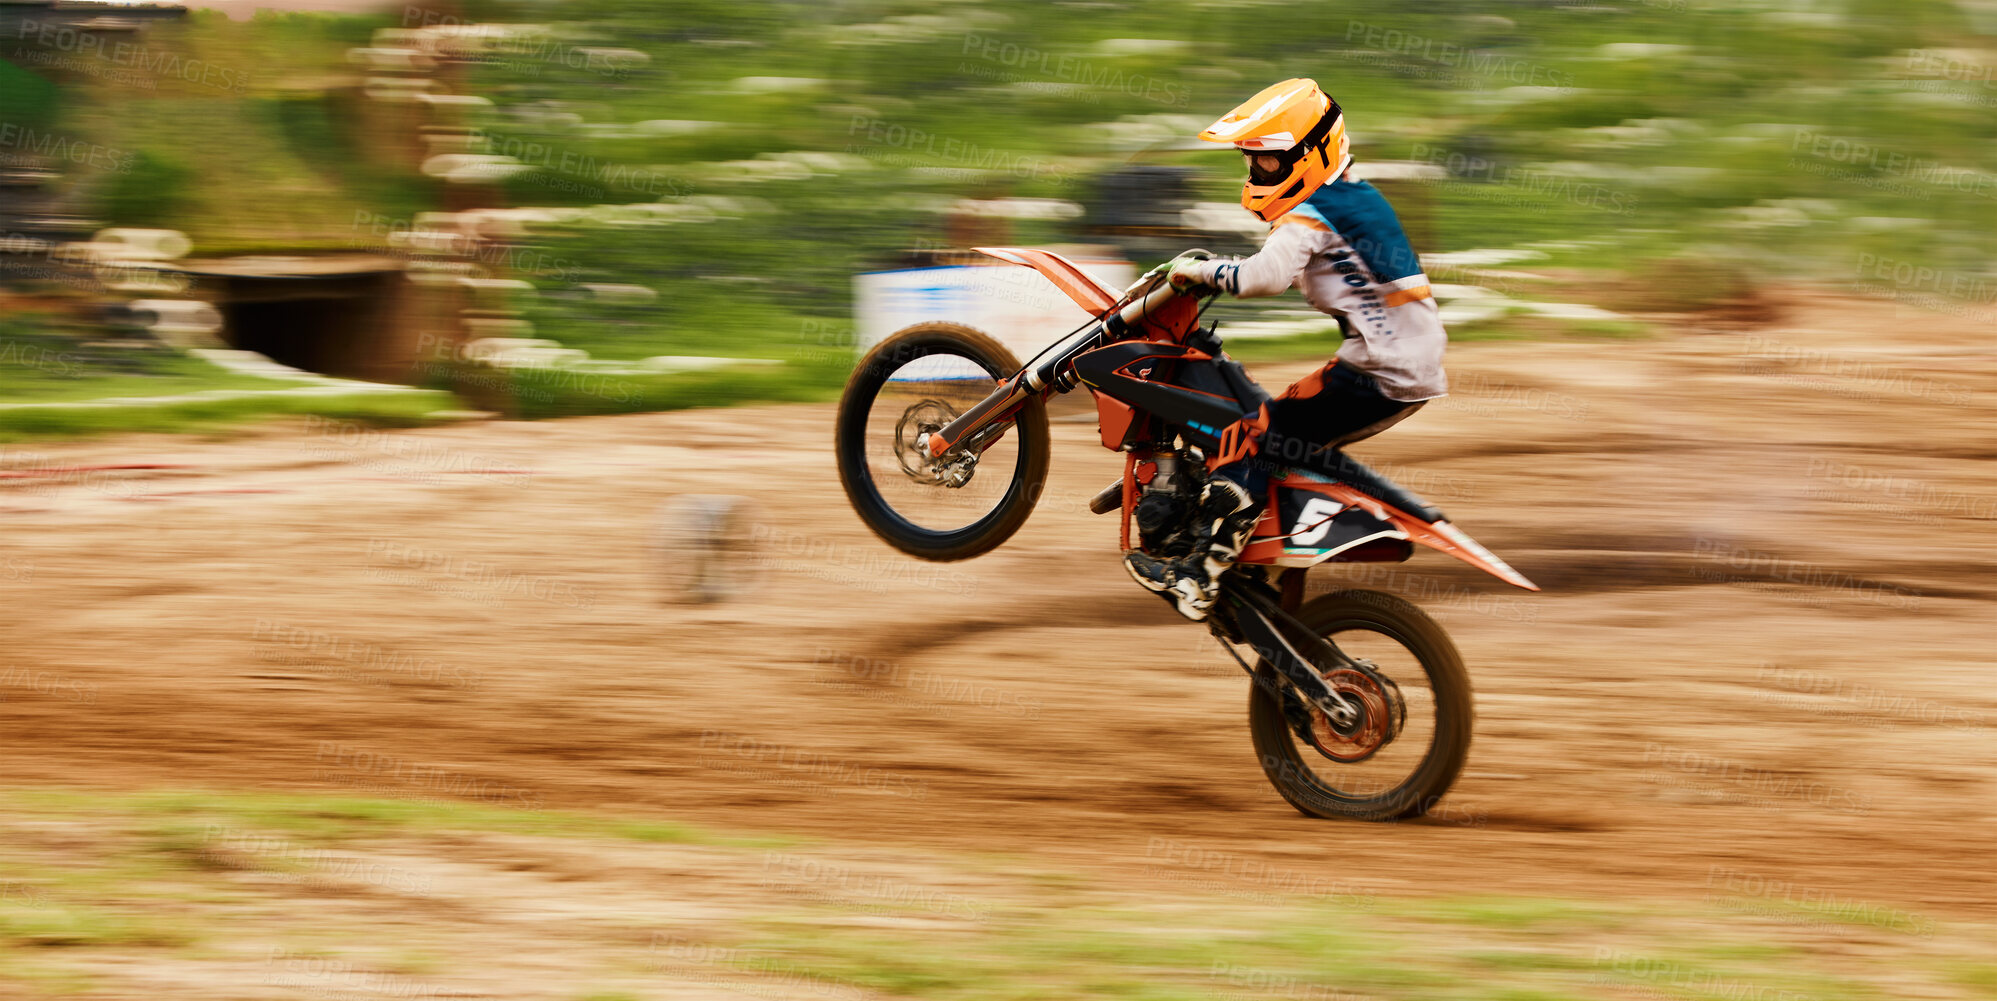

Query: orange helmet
1198,78,1351,222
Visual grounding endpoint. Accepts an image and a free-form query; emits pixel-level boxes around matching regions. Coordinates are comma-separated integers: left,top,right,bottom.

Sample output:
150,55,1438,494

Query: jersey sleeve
1191,219,1323,298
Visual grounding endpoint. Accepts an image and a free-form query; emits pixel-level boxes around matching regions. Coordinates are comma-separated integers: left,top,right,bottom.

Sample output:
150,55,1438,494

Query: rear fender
1255,481,1539,591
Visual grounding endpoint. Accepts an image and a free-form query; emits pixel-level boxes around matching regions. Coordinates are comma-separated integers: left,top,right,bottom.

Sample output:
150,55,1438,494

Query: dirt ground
3,291,1995,938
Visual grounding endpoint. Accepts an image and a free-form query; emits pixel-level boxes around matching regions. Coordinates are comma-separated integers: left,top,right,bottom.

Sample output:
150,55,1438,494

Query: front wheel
834,322,1050,562
1247,589,1473,821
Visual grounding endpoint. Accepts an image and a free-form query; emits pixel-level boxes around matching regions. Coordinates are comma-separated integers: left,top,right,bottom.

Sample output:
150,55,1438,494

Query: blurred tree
0,60,60,133
97,151,195,230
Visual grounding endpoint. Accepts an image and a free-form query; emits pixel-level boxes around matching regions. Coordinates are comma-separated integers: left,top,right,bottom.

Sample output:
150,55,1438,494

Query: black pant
1214,361,1422,498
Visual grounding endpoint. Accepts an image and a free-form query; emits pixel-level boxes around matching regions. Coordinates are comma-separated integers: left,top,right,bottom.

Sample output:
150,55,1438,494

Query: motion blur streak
1,0,1993,998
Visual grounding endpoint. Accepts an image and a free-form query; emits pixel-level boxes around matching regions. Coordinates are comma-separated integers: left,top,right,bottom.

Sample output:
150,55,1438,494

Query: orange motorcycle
834,249,1537,821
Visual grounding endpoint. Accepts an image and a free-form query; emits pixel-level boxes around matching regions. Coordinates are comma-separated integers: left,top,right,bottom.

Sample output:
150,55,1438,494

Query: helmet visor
1244,151,1290,186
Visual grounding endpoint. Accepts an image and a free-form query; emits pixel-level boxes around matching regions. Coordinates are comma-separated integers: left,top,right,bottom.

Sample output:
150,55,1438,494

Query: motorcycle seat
1278,449,1444,523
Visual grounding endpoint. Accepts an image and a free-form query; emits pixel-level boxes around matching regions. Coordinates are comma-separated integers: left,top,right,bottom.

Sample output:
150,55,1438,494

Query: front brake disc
893,399,958,481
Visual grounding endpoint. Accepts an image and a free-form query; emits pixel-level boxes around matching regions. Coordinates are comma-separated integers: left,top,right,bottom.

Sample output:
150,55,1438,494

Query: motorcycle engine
1134,449,1205,558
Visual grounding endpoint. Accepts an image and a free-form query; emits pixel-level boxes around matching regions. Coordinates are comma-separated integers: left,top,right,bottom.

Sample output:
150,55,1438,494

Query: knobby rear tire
833,322,1051,562
1247,589,1473,821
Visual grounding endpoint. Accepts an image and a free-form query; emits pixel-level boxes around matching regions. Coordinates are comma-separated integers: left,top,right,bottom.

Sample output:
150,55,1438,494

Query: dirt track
4,293,1995,923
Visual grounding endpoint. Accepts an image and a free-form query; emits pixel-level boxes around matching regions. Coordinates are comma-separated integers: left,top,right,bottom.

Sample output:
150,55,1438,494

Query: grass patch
0,898,196,950
0,388,460,441
0,316,465,440
3,789,792,851
488,355,849,420
1218,310,1651,367
0,786,1987,999
1948,962,1997,993
1218,331,1344,365
1399,896,1621,932
0,326,298,403
1447,312,1652,343
732,901,1894,1001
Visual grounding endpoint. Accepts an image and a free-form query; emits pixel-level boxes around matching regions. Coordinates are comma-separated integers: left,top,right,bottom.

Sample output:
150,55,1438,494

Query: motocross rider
1125,78,1448,621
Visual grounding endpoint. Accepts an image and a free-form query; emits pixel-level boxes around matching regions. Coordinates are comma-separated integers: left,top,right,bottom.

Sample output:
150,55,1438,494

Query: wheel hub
893,400,975,486
1304,665,1405,762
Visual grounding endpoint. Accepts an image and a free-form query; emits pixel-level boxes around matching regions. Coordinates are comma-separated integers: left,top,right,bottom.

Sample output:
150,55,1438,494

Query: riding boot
1124,479,1259,621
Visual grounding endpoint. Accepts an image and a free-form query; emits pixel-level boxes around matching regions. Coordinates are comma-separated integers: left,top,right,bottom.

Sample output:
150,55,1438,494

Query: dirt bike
833,248,1538,821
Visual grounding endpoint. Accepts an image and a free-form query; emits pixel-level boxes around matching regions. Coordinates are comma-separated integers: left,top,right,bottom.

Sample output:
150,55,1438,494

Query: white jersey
1184,176,1448,402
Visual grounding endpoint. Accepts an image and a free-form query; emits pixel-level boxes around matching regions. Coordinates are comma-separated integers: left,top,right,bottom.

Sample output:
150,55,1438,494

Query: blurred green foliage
23,0,1997,416
97,150,195,228
0,59,60,132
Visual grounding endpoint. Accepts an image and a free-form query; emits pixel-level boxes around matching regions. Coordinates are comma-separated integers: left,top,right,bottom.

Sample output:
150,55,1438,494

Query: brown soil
4,293,1995,927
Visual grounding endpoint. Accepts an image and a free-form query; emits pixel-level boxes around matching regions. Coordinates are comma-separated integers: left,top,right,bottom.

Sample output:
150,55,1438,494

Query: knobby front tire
834,322,1051,562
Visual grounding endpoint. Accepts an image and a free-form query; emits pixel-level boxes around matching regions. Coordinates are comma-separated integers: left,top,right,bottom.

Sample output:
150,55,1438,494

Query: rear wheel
834,322,1050,562
1247,589,1473,821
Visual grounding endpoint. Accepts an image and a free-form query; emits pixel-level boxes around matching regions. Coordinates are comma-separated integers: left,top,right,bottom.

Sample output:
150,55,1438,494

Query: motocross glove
1161,254,1214,290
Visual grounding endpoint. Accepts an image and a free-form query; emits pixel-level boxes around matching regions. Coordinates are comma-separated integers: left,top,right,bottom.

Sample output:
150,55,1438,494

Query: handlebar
923,259,1215,458
1022,274,1200,393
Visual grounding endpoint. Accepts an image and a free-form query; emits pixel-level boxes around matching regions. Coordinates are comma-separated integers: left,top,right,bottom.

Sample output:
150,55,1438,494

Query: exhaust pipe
1087,478,1123,515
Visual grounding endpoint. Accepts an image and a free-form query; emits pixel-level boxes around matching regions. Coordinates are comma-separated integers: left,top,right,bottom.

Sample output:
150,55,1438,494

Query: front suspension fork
1212,571,1362,732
